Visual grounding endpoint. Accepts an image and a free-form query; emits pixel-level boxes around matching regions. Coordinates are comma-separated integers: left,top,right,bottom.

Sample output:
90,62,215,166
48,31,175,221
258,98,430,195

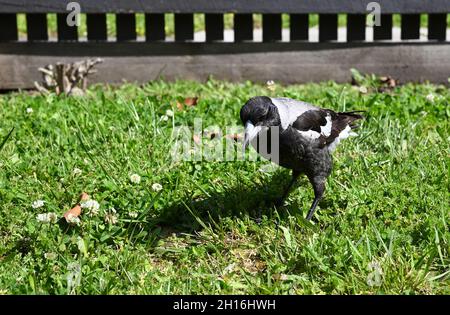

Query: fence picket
319,14,337,42
87,13,107,41
57,13,78,41
205,13,224,42
428,13,447,41
263,14,282,42
290,14,308,41
234,14,253,42
0,13,17,41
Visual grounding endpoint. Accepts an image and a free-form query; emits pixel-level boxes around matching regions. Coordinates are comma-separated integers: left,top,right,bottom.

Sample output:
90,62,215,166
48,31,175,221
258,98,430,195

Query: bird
240,96,364,220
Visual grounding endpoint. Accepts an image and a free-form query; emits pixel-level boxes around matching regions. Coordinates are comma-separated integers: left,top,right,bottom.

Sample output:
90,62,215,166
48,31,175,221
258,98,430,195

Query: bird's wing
292,109,362,151
270,97,318,130
291,109,334,144
270,97,362,150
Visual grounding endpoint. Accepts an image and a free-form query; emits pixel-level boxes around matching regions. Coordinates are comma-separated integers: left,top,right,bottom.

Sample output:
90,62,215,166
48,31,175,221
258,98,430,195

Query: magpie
241,96,363,220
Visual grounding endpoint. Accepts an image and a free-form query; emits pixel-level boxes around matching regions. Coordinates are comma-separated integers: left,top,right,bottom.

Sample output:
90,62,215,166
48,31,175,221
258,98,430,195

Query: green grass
0,78,449,294
16,13,450,39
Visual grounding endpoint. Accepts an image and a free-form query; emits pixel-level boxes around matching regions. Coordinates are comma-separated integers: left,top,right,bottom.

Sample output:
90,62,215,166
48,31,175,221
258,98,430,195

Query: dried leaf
193,134,201,145
184,97,198,107
377,75,398,93
80,192,90,202
64,205,81,221
387,78,397,88
225,134,243,142
176,101,184,111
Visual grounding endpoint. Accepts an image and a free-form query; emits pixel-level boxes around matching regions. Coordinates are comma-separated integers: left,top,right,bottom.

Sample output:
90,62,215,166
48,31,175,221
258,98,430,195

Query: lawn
0,78,448,294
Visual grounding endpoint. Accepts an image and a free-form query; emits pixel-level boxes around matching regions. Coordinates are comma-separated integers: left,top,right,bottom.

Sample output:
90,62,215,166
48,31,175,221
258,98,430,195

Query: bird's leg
275,170,300,207
305,177,326,220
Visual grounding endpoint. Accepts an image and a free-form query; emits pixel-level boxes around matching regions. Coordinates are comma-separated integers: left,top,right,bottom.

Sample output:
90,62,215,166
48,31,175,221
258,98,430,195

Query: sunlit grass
0,79,448,294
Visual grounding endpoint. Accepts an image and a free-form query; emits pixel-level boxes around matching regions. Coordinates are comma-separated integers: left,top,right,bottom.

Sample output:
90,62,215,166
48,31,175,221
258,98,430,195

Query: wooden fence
0,0,449,89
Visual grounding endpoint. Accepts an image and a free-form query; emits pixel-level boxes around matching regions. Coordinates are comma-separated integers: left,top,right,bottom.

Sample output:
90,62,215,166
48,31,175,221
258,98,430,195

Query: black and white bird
241,96,363,220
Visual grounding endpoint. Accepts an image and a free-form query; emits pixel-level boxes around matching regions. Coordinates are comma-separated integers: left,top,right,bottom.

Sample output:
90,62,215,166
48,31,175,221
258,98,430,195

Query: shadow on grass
140,170,318,241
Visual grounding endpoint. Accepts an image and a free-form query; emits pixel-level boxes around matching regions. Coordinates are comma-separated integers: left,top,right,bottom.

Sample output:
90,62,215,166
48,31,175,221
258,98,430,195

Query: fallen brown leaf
184,97,198,107
380,76,397,87
176,100,184,111
193,134,201,145
80,192,90,202
225,134,243,142
64,204,81,221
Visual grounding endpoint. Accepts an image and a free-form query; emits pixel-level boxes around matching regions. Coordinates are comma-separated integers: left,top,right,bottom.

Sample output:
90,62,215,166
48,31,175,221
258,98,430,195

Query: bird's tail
337,110,365,129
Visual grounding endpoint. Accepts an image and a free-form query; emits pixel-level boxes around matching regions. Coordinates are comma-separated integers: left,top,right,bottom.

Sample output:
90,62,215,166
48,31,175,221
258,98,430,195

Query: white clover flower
67,262,82,292
165,109,174,117
26,108,33,114
280,274,289,281
359,86,368,94
129,211,138,219
152,183,163,192
130,173,141,184
36,213,47,222
44,252,57,260
426,93,435,102
36,212,58,223
72,168,82,176
67,213,81,226
32,200,45,209
160,115,169,122
223,263,236,274
80,199,100,216
266,80,276,91
105,208,118,225
367,260,383,287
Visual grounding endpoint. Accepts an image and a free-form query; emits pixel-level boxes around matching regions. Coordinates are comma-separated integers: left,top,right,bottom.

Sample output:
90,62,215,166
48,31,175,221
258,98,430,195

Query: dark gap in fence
87,14,107,41
401,14,420,39
290,14,308,41
373,14,392,40
145,13,165,41
205,13,224,42
26,13,48,41
116,13,136,41
428,13,447,41
57,13,78,41
319,14,337,42
0,13,17,41
234,14,253,42
175,14,194,41
347,14,365,41
262,14,282,42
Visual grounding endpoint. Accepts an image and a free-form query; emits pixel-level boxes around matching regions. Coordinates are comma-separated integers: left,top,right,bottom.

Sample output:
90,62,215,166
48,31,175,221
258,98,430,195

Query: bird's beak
243,121,262,152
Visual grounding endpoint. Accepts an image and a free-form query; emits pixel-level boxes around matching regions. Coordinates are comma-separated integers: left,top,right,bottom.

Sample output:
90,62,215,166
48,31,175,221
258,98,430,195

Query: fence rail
1,0,450,13
0,0,449,89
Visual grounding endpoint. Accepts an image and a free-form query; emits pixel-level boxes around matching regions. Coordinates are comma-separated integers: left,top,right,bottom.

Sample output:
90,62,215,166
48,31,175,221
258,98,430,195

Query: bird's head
240,96,280,150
